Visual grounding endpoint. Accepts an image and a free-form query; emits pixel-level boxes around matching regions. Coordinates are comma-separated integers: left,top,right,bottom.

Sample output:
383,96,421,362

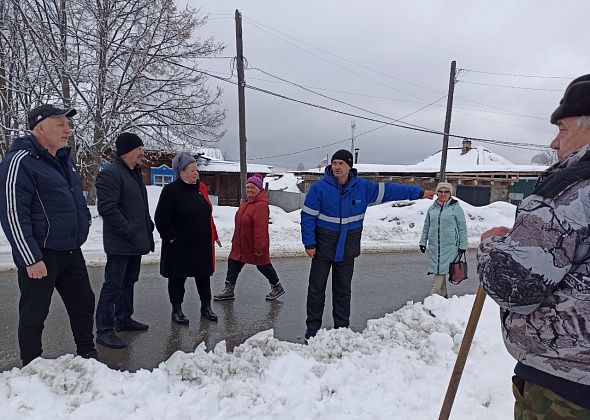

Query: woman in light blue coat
419,182,468,297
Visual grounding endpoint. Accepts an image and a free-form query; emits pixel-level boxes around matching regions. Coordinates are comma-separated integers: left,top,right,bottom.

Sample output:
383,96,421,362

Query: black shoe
265,283,285,300
200,303,218,322
96,331,127,349
304,328,317,343
171,304,189,325
78,350,100,361
115,318,149,332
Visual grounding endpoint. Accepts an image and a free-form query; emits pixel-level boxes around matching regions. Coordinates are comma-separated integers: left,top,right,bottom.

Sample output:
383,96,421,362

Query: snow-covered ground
0,183,519,419
0,185,516,271
0,294,514,420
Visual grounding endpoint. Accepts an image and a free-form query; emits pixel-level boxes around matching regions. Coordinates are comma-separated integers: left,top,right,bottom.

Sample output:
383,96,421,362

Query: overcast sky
187,0,589,170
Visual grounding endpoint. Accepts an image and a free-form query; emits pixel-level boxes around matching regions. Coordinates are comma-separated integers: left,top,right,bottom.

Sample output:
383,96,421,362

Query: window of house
153,174,173,186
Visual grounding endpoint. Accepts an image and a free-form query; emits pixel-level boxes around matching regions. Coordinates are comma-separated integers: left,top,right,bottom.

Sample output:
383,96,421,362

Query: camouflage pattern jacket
478,145,590,386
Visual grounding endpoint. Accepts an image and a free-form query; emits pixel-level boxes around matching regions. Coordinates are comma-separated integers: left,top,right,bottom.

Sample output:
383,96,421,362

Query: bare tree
3,0,226,203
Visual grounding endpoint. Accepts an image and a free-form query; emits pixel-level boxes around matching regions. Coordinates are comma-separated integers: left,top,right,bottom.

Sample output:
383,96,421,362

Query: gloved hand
458,248,466,254
419,245,426,253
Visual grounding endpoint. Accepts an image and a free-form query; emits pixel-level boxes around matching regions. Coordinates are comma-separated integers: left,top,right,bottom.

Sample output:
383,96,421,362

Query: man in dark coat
95,132,154,349
0,104,98,366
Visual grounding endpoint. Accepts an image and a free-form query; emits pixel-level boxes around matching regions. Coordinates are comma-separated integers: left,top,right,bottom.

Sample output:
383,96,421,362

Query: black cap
331,149,354,168
28,104,76,130
115,132,144,156
550,74,590,124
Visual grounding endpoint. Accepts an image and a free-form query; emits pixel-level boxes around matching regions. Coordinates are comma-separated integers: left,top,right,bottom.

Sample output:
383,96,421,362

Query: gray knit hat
172,152,196,174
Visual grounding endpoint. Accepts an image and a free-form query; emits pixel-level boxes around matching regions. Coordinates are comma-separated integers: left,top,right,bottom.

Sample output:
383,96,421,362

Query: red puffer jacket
229,190,271,265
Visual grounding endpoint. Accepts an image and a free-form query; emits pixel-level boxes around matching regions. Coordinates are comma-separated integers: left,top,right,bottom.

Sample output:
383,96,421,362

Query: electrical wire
459,68,573,80
459,80,563,92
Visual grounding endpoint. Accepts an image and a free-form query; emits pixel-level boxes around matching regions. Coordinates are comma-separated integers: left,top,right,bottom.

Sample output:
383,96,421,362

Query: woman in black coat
154,152,220,324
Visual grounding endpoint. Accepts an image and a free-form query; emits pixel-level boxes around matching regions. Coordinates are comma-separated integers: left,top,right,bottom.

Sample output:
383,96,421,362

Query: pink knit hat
246,173,264,191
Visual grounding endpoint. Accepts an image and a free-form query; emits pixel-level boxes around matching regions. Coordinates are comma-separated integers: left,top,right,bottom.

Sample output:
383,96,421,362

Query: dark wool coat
155,179,218,278
96,158,154,255
229,191,271,265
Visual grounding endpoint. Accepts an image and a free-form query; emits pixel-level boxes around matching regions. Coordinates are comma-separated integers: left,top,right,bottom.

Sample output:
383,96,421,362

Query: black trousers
168,276,211,305
95,254,141,333
306,256,355,332
225,258,280,286
17,248,95,365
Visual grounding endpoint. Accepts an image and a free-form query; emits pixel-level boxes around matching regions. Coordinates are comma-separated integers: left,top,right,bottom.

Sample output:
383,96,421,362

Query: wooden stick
438,286,487,420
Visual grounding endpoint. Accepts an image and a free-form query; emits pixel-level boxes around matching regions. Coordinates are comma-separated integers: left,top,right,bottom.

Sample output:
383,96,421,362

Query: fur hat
435,182,453,194
246,173,264,191
171,152,196,174
550,74,590,124
331,149,354,168
115,132,143,156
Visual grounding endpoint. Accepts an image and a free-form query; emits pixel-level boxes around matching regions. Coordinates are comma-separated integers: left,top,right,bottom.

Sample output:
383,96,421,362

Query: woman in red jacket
155,152,220,325
214,174,285,301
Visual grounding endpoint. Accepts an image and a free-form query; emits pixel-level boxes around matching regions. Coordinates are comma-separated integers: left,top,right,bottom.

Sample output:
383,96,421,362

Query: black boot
171,303,189,325
96,331,126,349
200,302,218,322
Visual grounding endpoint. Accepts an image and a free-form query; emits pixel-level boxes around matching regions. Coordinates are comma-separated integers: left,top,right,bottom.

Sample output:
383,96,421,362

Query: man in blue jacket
301,149,434,340
0,104,97,366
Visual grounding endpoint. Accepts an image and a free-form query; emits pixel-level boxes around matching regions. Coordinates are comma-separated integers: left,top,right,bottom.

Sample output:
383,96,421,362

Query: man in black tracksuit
0,104,97,366
95,132,154,349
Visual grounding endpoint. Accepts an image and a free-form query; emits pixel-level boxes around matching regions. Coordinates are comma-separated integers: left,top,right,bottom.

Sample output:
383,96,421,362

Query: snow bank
0,294,514,419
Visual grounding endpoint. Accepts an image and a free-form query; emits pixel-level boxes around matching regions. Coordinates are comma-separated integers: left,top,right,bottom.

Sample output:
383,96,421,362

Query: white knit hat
435,182,453,194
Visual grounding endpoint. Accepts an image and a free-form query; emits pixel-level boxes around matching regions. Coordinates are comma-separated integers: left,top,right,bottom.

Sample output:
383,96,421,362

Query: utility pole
350,120,356,155
235,10,247,199
439,60,456,182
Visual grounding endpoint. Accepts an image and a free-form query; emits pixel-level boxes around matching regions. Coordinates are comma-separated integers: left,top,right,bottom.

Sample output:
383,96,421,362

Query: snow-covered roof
198,159,273,174
302,146,547,174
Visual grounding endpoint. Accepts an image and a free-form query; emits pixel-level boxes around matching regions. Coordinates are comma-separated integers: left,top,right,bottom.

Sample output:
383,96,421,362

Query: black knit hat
115,132,144,156
550,74,590,124
331,149,354,168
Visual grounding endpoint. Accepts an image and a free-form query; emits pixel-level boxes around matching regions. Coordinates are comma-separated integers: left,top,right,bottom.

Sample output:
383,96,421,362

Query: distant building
295,140,547,206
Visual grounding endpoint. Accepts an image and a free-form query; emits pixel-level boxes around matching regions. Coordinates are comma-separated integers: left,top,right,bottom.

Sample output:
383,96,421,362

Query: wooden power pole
235,10,247,199
439,60,456,182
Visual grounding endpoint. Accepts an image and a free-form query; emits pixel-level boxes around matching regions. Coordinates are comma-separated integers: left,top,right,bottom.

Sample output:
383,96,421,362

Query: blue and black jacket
0,134,91,268
301,166,424,262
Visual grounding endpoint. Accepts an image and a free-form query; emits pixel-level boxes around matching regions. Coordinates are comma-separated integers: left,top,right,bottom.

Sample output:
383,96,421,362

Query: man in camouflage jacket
478,75,590,418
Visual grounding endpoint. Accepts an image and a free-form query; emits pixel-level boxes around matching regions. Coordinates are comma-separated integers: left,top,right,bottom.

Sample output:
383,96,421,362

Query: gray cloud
190,0,588,169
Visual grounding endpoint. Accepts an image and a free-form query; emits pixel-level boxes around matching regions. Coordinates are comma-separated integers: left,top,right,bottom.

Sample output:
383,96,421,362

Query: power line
248,96,449,160
243,16,442,95
189,66,550,154
244,83,550,151
248,67,442,131
458,80,563,92
459,68,573,80
242,19,429,101
242,71,546,121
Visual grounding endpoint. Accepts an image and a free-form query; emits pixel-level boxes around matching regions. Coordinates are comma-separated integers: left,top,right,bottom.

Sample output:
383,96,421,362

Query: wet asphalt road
0,251,478,372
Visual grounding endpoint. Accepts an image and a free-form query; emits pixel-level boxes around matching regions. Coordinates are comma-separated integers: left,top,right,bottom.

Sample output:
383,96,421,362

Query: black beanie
550,74,590,124
331,149,353,168
116,132,144,156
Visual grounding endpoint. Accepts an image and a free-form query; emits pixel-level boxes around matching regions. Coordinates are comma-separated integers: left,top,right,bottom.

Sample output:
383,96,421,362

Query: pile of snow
264,173,302,193
0,294,514,419
0,186,516,270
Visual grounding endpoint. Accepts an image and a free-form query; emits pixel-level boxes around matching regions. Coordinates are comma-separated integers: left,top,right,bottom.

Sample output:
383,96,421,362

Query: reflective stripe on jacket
301,166,423,262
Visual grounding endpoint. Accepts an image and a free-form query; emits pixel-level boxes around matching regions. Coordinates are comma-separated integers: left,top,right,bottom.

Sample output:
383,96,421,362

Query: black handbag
448,252,468,284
